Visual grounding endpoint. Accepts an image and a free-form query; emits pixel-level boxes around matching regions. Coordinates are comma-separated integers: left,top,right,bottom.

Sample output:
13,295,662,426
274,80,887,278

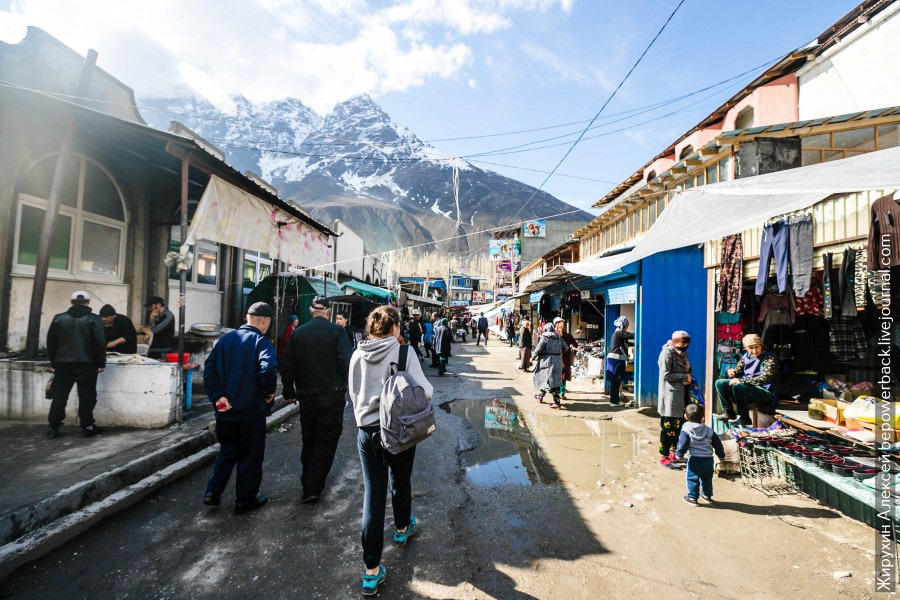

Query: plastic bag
843,395,900,428
688,379,705,406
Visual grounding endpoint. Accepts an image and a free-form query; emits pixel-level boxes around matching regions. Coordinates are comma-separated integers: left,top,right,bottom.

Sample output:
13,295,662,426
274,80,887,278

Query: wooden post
176,155,189,423
24,50,98,356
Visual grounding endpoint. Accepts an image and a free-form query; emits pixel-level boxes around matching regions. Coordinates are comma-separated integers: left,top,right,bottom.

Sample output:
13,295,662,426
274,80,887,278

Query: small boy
676,403,725,506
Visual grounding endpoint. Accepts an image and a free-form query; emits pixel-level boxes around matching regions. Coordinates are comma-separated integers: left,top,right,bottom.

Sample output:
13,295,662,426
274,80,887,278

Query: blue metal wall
635,247,708,409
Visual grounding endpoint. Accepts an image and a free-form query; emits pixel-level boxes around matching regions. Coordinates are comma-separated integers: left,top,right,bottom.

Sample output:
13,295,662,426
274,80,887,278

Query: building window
14,155,127,281
169,224,219,288
718,155,731,182
706,164,718,185
242,251,273,291
734,106,754,130
645,170,656,182
679,145,694,160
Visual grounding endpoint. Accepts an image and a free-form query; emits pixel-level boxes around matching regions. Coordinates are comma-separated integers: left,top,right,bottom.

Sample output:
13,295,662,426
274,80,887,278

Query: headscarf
614,316,629,329
288,314,298,323
742,334,762,348
672,330,690,341
441,318,449,326
541,323,556,335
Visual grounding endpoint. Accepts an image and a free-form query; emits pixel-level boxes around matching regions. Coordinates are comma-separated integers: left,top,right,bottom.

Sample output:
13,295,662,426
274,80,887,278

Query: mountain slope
140,94,591,255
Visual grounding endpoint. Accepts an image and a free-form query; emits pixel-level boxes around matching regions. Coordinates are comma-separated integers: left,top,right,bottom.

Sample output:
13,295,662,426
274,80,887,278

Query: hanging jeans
755,220,790,296
787,214,813,297
716,234,743,313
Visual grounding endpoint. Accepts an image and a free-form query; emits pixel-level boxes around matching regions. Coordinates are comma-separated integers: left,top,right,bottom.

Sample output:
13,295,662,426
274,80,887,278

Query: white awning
567,145,900,277
184,175,332,267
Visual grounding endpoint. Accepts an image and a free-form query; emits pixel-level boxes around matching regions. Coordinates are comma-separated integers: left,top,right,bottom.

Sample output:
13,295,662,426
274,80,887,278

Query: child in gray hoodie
675,403,725,506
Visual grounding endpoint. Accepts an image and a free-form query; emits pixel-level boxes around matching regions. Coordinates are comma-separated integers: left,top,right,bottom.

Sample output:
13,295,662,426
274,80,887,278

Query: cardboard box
817,398,850,425
845,417,898,443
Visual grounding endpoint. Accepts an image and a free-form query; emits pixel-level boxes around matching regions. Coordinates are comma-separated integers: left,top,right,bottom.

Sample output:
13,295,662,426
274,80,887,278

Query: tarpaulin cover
185,175,332,267
567,145,900,278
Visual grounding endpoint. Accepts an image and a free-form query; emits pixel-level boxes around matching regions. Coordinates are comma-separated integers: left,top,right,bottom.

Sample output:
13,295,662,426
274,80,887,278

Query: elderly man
281,296,352,503
715,334,783,428
99,304,137,354
203,302,278,513
46,291,106,439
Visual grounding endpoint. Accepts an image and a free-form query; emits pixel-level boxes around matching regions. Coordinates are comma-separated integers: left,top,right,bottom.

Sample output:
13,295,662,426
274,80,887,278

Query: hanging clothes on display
538,293,553,322
792,314,832,372
867,194,900,269
759,292,794,360
828,315,868,362
823,252,835,319
561,291,581,314
787,214,813,297
837,247,857,317
758,292,794,326
852,247,867,309
716,234,743,313
755,220,790,296
794,271,824,317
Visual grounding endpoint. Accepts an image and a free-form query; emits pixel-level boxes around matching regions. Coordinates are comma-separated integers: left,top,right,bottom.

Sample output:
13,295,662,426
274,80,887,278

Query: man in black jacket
203,302,278,513
46,291,107,439
99,304,137,354
146,296,175,359
281,296,352,503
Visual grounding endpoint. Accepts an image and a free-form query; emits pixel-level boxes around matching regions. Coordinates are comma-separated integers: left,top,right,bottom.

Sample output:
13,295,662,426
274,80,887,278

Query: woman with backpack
348,306,434,596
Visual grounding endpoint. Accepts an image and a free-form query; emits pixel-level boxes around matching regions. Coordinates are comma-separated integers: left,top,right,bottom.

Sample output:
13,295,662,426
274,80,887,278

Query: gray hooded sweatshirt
349,336,434,427
675,421,725,460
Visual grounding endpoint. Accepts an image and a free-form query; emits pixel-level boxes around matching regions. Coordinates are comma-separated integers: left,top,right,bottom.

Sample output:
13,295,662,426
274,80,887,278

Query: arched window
645,170,657,182
735,106,754,130
679,145,694,160
14,154,127,281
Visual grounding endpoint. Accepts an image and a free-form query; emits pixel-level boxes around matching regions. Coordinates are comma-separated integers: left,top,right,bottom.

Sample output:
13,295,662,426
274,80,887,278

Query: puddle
444,398,637,488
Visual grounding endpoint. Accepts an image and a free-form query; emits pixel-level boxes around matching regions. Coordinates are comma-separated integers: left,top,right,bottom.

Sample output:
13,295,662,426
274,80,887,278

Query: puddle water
444,398,637,488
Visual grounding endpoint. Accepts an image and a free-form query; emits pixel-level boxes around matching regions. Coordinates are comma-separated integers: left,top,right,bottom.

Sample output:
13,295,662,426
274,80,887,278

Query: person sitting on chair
715,334,782,428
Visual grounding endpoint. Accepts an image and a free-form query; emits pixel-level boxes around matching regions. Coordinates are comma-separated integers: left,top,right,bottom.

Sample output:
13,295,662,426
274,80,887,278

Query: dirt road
0,342,880,599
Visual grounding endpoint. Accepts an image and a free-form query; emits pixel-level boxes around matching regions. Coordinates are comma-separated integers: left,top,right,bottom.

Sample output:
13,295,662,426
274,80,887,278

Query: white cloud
519,42,612,91
468,77,478,89
0,0,577,113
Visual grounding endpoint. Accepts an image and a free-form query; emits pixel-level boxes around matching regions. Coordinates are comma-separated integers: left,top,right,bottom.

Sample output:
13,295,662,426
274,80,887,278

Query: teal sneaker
393,515,417,546
361,565,386,596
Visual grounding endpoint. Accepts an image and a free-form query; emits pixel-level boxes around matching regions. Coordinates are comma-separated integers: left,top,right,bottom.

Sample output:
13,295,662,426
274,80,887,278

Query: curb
0,401,299,582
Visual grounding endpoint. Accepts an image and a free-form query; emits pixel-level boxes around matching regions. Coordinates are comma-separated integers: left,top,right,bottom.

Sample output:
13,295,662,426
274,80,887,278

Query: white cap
553,316,564,324
71,290,91,301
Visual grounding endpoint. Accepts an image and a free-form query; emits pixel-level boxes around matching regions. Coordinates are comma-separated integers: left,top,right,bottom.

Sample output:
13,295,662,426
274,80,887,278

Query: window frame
169,226,220,290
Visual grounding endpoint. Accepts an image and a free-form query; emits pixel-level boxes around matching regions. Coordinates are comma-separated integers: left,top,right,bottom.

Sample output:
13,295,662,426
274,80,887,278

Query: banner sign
523,219,546,238
489,239,521,261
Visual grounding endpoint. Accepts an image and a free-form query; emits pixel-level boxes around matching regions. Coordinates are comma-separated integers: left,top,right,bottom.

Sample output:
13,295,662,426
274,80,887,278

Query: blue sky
0,0,858,213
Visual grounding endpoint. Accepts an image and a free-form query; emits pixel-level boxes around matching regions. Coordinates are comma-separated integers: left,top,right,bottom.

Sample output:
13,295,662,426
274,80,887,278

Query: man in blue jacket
203,302,278,513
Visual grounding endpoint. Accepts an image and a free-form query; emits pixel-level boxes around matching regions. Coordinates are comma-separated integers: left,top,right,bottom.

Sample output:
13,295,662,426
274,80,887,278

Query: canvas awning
567,145,900,278
185,175,333,268
343,280,396,302
523,265,573,293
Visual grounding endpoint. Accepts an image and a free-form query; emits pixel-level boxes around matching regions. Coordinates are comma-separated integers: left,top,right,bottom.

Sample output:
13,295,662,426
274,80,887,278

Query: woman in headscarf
278,314,299,358
605,316,634,406
517,317,533,371
714,333,783,427
658,330,692,468
532,323,569,409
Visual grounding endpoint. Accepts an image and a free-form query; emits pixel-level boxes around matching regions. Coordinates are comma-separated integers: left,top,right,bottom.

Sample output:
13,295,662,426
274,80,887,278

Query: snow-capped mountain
140,94,591,254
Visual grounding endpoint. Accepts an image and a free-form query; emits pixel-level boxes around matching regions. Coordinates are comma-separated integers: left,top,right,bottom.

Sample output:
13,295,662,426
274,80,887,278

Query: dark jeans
206,417,267,503
357,426,416,569
476,330,488,345
787,214,813,297
755,220,790,295
411,341,422,359
715,379,775,421
606,359,626,404
299,392,345,494
686,456,714,499
48,362,98,428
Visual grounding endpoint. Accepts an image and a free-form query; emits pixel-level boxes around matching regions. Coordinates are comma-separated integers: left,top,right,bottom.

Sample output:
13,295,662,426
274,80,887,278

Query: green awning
343,280,396,303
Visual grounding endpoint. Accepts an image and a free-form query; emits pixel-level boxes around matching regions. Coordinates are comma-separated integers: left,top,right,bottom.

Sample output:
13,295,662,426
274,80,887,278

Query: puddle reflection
445,398,637,487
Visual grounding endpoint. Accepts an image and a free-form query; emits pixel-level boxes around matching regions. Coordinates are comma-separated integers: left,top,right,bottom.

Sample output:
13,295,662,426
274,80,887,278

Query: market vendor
99,304,137,354
715,334,783,427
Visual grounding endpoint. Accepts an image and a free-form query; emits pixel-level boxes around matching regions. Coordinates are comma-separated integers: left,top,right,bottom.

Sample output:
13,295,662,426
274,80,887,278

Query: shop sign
580,290,591,299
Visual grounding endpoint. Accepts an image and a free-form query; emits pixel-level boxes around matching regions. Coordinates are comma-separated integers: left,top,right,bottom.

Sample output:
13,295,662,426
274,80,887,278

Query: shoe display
301,490,321,504
46,428,60,439
683,495,699,506
235,494,268,513
203,492,221,506
393,515,417,546
361,565,387,596
80,425,105,438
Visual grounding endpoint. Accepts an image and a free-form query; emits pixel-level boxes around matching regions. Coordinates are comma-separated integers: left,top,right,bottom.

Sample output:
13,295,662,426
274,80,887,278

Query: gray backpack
379,345,436,455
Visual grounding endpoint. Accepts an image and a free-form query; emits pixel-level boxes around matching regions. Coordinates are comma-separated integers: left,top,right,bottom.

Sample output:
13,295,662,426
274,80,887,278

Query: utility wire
468,0,687,260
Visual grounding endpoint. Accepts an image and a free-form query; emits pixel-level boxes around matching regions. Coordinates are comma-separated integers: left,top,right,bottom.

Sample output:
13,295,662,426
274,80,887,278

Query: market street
0,342,882,599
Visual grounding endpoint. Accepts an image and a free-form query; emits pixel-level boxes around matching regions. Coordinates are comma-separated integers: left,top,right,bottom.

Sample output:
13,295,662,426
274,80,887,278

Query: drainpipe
24,50,98,357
